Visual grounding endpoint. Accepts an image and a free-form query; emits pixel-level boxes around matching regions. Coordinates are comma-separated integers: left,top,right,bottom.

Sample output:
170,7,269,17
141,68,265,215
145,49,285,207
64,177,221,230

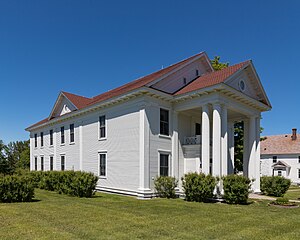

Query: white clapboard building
26,52,271,198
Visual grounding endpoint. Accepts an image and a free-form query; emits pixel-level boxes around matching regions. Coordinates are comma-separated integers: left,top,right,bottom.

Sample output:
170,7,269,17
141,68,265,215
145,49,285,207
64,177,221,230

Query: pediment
225,62,271,107
48,93,77,120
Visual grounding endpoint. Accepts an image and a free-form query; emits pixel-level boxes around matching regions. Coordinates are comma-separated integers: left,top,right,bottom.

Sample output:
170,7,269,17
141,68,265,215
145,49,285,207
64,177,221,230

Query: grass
284,185,300,200
0,189,300,240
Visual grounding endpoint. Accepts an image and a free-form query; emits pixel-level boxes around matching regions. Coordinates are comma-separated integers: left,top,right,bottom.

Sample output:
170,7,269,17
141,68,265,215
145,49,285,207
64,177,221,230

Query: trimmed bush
222,175,251,204
275,197,289,205
154,176,178,198
182,172,217,202
0,175,34,203
261,176,291,197
25,171,98,198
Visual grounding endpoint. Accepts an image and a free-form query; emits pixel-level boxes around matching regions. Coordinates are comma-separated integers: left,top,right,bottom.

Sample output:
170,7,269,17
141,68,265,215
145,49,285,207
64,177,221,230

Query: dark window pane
41,157,44,171
160,154,169,176
99,154,106,176
61,156,65,171
34,134,37,148
35,157,37,171
50,156,53,171
50,130,53,145
195,123,201,135
40,132,44,147
70,124,74,143
61,127,65,144
99,116,106,138
160,109,169,135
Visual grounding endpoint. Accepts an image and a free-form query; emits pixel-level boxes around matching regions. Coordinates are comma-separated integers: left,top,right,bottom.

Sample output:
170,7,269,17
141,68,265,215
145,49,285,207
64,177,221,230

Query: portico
173,84,268,193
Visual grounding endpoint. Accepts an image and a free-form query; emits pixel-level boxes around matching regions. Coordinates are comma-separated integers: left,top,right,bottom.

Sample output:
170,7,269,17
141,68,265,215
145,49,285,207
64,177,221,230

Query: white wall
261,154,300,183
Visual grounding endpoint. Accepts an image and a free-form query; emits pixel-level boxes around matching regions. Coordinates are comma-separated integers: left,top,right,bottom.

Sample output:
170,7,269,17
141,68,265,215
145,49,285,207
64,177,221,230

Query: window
50,130,53,146
209,158,213,175
70,124,75,143
50,156,53,171
196,69,199,76
99,116,106,139
298,156,300,164
160,109,169,136
99,153,107,177
273,156,277,163
34,134,37,148
160,153,169,176
40,132,44,147
298,169,300,179
195,123,201,135
41,156,44,171
61,155,65,171
183,77,187,85
61,126,65,144
34,157,37,171
278,170,282,176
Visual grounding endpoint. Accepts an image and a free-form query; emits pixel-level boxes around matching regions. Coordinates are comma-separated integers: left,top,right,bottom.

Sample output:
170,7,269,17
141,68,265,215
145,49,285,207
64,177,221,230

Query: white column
79,122,83,171
221,105,228,176
201,104,210,174
254,116,261,192
172,111,179,179
138,105,151,197
248,116,257,191
228,121,235,174
243,119,249,177
212,103,221,177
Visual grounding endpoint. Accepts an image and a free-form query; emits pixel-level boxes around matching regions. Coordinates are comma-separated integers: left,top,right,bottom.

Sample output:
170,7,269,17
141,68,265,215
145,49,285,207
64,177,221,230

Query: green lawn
284,185,300,201
1,189,300,240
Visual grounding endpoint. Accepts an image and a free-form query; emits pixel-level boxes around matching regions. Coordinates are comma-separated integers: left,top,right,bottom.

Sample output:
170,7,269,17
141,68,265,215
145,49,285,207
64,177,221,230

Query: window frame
40,132,44,147
159,108,170,136
98,151,107,178
61,126,65,145
34,134,38,148
34,156,38,171
298,169,300,179
60,155,65,171
98,115,106,140
40,156,44,171
50,156,54,171
70,123,75,143
273,156,277,163
50,129,53,146
158,151,170,177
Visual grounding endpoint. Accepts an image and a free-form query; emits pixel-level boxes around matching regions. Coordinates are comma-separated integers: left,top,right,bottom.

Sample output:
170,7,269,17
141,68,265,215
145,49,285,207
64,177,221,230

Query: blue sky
0,0,299,143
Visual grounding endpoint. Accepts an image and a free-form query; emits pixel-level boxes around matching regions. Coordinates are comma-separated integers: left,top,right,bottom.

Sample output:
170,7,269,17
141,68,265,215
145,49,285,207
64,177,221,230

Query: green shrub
0,175,34,203
154,176,178,198
28,171,98,198
182,172,217,202
222,175,251,204
275,197,289,205
261,176,291,197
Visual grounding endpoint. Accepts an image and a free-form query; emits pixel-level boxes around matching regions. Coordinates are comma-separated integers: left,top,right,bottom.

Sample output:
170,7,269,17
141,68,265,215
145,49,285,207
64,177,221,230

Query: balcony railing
184,135,201,145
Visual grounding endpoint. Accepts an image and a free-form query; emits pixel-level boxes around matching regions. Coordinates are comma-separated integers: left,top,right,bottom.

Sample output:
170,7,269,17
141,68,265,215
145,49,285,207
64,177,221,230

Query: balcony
184,135,201,145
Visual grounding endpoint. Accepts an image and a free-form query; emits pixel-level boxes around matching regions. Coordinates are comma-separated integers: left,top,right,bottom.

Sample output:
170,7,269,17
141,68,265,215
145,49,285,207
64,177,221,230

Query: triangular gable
48,92,78,120
272,161,290,169
224,61,271,107
148,52,213,94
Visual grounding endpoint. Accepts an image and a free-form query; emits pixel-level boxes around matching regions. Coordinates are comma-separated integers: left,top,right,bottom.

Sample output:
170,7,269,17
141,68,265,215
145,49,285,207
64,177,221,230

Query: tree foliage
210,56,229,71
0,140,30,174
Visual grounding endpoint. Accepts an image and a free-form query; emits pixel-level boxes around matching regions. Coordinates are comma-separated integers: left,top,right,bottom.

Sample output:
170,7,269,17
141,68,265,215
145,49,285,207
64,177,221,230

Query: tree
210,56,229,71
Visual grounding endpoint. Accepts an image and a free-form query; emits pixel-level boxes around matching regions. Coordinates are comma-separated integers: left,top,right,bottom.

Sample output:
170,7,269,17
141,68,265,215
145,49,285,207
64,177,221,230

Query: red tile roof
27,53,252,130
261,134,300,155
175,60,250,95
62,91,92,109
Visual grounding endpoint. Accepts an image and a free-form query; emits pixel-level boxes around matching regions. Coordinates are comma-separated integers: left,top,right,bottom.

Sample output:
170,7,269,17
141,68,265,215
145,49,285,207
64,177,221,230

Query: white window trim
157,150,171,177
60,154,66,171
69,123,75,144
98,115,107,141
98,151,107,179
40,155,44,171
60,126,65,146
159,107,171,138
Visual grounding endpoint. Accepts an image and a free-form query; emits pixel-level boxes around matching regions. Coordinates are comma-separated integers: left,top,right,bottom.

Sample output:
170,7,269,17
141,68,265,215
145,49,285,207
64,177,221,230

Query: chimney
292,128,297,140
